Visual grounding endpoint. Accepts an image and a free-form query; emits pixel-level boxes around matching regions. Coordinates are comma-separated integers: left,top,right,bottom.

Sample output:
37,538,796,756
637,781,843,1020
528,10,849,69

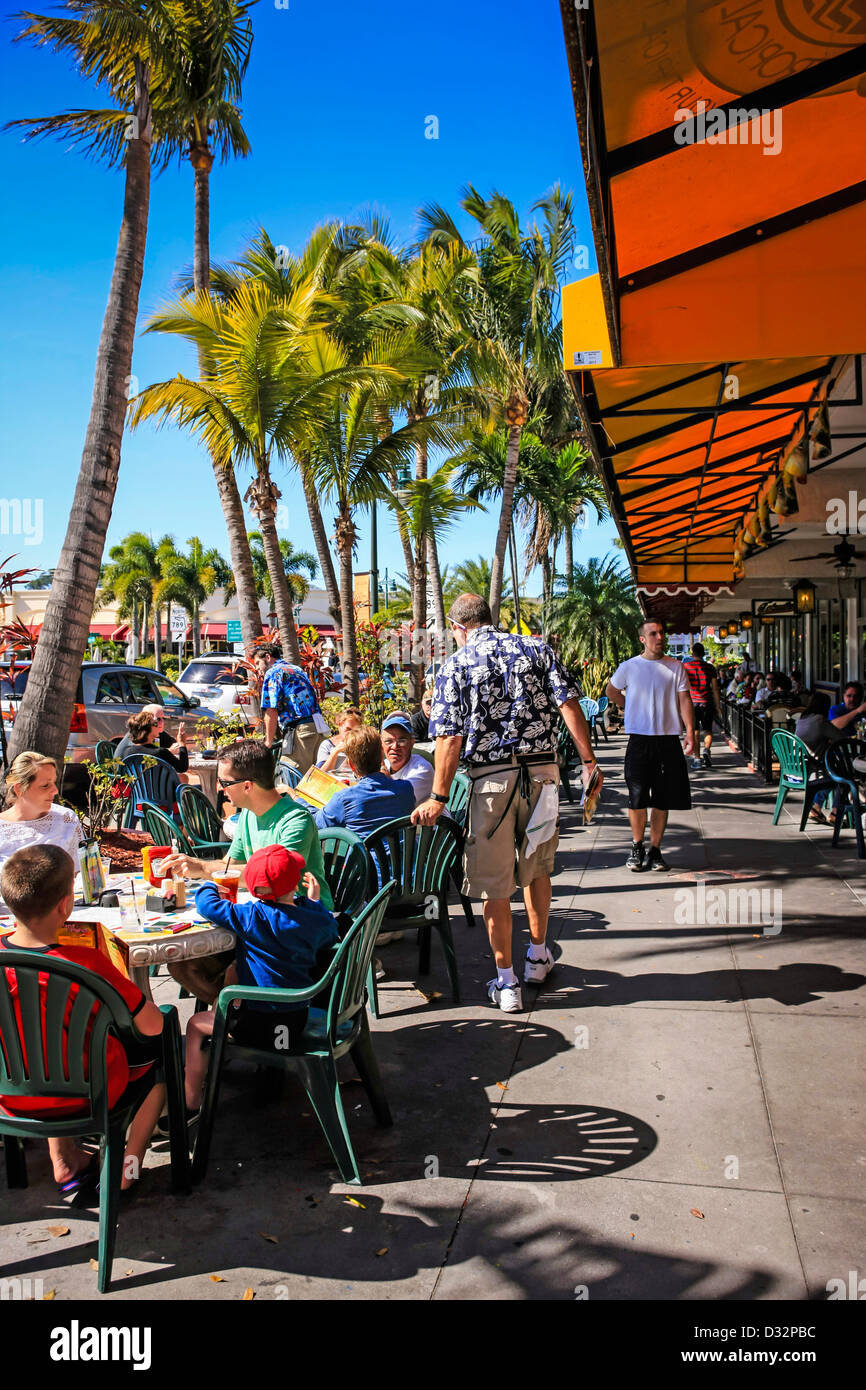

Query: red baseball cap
244,846,305,901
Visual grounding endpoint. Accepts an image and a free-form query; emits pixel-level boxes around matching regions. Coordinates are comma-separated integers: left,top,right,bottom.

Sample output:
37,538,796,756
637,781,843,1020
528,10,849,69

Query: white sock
497,965,518,987
527,941,548,961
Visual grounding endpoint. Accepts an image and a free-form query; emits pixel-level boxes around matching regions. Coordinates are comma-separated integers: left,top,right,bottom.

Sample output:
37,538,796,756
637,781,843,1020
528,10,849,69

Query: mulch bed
98,828,153,873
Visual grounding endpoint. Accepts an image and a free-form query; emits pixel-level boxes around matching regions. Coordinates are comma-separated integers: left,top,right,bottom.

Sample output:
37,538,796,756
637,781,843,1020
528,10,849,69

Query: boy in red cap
183,845,339,1113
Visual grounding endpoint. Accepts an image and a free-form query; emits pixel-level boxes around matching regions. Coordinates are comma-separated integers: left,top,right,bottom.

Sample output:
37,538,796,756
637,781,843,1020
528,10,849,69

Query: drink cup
213,872,240,903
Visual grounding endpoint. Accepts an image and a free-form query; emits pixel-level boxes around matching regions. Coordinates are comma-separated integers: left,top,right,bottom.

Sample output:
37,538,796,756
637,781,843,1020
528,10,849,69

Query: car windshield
0,667,30,698
179,660,246,686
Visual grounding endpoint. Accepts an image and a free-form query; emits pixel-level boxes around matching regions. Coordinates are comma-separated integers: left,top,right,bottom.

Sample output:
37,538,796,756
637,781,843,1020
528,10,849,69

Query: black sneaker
701,751,712,769
645,846,671,871
625,841,645,872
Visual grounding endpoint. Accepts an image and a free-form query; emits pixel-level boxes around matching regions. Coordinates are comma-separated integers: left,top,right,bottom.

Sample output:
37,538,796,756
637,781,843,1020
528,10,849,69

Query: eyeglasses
448,618,467,631
217,776,247,790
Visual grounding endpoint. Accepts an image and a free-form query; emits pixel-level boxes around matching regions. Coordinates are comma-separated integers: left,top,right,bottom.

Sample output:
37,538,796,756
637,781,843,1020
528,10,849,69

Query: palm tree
307,379,451,704
548,557,642,667
225,532,317,611
4,2,164,765
386,462,480,677
155,0,260,648
444,556,512,611
419,186,575,624
154,535,228,657
518,440,607,617
98,531,170,668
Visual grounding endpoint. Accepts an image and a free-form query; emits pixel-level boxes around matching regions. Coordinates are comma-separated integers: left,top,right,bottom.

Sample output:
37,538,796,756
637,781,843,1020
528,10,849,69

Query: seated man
314,726,414,839
381,713,434,806
162,738,333,1002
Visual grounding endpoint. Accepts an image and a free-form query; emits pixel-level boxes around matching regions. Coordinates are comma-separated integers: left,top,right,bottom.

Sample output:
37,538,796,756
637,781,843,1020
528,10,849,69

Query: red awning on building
110,624,129,641
201,622,227,638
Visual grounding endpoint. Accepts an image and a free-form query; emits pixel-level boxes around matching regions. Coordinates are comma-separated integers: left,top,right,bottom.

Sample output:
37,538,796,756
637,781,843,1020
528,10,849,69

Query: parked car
175,654,260,719
0,662,217,805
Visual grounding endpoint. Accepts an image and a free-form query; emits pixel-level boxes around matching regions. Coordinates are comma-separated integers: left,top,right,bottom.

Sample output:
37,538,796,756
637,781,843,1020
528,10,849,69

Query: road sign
169,606,188,639
226,620,243,642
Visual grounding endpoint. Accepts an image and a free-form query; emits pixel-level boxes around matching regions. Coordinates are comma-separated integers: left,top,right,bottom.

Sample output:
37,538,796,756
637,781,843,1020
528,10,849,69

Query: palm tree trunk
301,459,341,625
130,595,140,661
216,461,261,647
489,418,524,626
410,539,427,704
564,525,574,586
191,145,262,652
427,534,447,659
193,600,201,659
8,59,153,766
154,604,162,673
251,477,301,665
540,554,552,640
335,508,359,704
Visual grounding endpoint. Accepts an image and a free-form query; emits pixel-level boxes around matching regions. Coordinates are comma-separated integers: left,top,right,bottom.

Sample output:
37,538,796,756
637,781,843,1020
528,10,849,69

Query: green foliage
549,557,642,667
579,659,613,701
195,710,250,749
81,755,154,842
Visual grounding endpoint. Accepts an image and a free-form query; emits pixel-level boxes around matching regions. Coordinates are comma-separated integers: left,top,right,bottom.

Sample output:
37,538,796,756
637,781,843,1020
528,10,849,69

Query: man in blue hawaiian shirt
412,593,600,1014
252,643,323,774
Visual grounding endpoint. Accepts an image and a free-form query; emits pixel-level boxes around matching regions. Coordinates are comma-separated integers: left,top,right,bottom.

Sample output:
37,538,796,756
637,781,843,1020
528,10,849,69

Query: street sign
169,606,188,640
226,620,242,642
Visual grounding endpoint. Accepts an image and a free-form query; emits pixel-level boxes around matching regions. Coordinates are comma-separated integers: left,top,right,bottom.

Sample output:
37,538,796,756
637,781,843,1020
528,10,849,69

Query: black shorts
228,1004,308,1050
624,735,692,811
693,702,716,734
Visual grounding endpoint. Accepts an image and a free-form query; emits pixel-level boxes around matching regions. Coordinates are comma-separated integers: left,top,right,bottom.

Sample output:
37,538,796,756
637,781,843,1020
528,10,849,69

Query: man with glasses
381,713,434,805
162,739,333,1004
412,592,599,1014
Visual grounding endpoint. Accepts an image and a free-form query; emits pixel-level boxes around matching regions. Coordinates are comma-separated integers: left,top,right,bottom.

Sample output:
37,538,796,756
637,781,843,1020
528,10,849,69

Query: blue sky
0,0,619,591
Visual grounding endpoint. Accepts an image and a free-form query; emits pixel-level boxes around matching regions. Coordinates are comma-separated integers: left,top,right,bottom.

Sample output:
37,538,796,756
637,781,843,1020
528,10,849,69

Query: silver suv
1,662,216,802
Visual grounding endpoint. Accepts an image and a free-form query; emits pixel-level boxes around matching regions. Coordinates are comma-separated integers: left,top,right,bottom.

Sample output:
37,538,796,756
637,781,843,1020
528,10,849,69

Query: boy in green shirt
163,739,332,1003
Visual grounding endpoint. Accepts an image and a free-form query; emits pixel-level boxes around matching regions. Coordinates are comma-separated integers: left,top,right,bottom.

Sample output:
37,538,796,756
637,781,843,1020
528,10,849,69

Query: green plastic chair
191,879,396,1188
121,753,180,830
140,799,224,861
770,730,835,830
178,784,227,856
825,738,866,858
95,739,119,765
278,761,303,790
557,722,580,803
363,816,463,1017
318,827,369,931
446,773,475,930
595,694,610,742
0,950,190,1293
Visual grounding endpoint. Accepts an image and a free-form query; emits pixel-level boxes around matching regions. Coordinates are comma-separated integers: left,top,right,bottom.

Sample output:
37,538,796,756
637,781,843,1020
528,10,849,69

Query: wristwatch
430,792,449,804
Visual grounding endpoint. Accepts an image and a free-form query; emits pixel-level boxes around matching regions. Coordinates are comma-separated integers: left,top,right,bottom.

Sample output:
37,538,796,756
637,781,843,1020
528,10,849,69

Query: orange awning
558,4,866,620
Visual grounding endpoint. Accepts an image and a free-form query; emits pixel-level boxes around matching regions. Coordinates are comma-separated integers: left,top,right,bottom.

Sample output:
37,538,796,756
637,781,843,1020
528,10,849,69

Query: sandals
56,1154,100,1206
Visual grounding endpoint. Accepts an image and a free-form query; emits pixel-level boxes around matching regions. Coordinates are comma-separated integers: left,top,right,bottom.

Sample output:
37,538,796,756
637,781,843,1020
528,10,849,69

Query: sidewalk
2,732,863,1300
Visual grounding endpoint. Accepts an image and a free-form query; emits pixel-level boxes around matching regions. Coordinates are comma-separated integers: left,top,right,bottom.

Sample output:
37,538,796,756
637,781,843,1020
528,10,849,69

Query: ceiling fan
791,537,858,568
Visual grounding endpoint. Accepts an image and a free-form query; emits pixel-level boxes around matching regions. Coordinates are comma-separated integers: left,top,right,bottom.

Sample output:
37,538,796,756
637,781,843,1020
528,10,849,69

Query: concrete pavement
2,729,863,1300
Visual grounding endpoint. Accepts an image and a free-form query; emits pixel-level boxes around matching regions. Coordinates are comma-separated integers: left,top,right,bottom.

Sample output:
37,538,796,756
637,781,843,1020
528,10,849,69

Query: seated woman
315,705,363,776
314,726,415,839
114,705,189,777
795,690,863,824
0,753,81,907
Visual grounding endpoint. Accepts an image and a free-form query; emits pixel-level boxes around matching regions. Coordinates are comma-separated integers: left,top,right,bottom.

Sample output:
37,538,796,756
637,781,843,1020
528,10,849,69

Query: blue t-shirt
314,773,415,839
828,702,846,721
194,883,339,1011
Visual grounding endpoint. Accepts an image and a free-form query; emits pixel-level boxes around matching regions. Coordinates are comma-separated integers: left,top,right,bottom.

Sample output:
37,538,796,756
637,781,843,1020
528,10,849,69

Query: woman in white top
0,753,82,906
316,706,363,776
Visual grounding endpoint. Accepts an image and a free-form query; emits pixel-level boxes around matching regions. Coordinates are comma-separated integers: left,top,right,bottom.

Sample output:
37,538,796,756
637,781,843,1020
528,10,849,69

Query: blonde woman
315,706,363,776
0,754,82,904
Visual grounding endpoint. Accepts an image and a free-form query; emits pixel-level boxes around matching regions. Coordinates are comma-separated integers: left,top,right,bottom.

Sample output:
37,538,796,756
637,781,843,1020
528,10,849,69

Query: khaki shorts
283,719,322,774
463,761,560,900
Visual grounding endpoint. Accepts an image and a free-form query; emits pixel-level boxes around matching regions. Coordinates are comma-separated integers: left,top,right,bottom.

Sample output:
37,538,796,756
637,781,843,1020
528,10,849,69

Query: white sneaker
523,947,555,985
487,978,523,1013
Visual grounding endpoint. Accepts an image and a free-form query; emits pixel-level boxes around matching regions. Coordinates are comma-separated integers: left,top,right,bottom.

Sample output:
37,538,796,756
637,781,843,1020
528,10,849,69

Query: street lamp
719,625,729,639
727,619,738,636
739,612,753,630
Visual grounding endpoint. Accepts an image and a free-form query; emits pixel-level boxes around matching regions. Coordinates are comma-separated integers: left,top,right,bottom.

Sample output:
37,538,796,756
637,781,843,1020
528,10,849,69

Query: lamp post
370,503,378,620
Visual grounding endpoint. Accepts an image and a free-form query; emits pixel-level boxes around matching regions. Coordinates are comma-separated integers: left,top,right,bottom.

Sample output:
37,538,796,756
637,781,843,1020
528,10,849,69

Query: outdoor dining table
62,873,239,1001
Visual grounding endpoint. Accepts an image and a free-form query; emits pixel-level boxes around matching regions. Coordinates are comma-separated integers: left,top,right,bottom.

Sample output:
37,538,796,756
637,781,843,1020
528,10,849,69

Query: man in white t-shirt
380,714,435,805
606,618,696,872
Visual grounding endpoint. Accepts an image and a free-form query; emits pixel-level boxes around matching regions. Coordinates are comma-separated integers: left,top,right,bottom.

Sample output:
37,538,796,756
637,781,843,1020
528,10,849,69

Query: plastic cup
213,872,240,903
